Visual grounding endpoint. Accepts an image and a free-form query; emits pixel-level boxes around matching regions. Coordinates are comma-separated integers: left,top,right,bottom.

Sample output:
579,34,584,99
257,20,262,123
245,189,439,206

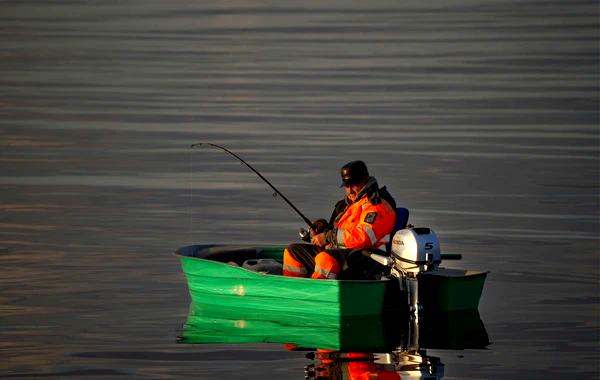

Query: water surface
1,1,598,379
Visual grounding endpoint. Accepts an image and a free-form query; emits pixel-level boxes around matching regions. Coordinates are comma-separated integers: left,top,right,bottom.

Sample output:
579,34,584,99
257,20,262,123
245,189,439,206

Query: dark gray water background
1,1,598,379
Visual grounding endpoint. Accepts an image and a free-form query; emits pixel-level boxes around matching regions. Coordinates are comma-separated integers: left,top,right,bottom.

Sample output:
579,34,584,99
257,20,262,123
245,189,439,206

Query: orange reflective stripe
361,224,378,245
283,248,308,277
335,195,396,249
311,252,340,280
283,264,307,276
313,266,338,279
336,228,345,247
341,224,372,248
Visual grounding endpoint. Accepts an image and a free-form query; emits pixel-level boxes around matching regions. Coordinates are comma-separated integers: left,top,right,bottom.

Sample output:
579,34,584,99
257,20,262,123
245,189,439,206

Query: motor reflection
305,349,442,380
300,309,488,380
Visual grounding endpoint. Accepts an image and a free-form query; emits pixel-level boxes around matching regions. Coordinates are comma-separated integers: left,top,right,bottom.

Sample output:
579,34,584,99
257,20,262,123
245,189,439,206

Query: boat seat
386,207,410,253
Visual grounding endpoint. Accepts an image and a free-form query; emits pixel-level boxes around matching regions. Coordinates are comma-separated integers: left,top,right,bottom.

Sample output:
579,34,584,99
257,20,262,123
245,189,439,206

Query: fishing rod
190,143,316,230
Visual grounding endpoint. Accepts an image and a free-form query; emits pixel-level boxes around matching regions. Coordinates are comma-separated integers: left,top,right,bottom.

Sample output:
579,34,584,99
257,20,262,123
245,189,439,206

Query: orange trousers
283,243,342,279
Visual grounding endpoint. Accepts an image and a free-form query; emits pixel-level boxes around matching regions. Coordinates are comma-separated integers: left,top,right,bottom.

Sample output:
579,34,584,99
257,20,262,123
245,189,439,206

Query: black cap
340,160,369,187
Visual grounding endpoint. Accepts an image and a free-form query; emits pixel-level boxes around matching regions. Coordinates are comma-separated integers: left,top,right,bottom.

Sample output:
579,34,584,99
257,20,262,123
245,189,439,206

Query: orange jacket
325,178,396,250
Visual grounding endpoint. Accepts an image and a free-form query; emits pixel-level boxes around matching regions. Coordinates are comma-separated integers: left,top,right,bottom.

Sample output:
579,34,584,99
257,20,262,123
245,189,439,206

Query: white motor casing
391,227,441,274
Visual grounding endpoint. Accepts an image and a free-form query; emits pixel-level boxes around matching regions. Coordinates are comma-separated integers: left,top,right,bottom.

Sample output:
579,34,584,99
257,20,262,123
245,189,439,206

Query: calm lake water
1,1,598,379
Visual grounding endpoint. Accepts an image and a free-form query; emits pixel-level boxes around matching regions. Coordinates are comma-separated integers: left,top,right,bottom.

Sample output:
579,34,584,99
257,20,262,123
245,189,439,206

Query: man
283,160,396,280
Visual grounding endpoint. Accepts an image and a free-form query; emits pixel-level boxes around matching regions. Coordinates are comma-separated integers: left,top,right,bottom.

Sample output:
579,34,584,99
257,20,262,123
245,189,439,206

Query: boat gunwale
174,244,391,284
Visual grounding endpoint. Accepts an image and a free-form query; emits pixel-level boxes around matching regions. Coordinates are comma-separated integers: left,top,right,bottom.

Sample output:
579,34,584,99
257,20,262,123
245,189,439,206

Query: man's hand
312,218,328,234
311,232,326,247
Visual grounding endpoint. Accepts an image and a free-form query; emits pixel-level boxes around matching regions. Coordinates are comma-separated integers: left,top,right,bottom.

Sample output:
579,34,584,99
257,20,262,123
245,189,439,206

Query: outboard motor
365,226,459,314
391,227,441,274
390,227,441,314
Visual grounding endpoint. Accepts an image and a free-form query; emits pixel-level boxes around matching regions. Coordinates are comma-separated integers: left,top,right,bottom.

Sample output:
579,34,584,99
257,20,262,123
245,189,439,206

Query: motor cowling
391,227,441,274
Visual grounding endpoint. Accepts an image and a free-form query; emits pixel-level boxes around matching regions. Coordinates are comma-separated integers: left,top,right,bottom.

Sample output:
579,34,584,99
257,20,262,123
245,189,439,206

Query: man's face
344,183,363,202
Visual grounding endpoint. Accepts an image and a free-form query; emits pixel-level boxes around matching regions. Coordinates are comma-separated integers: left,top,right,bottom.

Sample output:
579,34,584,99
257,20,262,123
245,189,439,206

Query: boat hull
175,245,487,316
418,268,488,311
176,245,392,318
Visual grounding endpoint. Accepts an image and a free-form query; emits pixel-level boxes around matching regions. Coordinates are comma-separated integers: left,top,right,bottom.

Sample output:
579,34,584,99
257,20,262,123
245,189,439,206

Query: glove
311,218,328,234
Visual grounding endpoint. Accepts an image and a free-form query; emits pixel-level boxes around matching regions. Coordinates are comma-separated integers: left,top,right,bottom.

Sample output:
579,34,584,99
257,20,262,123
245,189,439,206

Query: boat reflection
179,304,400,351
178,303,489,379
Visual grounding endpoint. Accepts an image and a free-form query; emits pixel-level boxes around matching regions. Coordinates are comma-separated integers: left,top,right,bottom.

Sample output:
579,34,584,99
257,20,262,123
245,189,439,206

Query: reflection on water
179,303,489,379
306,350,443,380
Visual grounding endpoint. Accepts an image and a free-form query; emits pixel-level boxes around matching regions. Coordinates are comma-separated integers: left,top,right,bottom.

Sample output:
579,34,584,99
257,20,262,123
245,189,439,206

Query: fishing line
190,143,315,230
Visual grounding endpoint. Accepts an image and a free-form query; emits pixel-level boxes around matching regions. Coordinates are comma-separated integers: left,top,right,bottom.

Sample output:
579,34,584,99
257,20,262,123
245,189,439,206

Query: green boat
175,245,393,318
174,241,487,317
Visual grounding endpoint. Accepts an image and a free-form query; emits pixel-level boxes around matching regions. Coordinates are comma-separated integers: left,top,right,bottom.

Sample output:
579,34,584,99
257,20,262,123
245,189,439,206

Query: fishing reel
299,219,328,242
299,228,311,242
